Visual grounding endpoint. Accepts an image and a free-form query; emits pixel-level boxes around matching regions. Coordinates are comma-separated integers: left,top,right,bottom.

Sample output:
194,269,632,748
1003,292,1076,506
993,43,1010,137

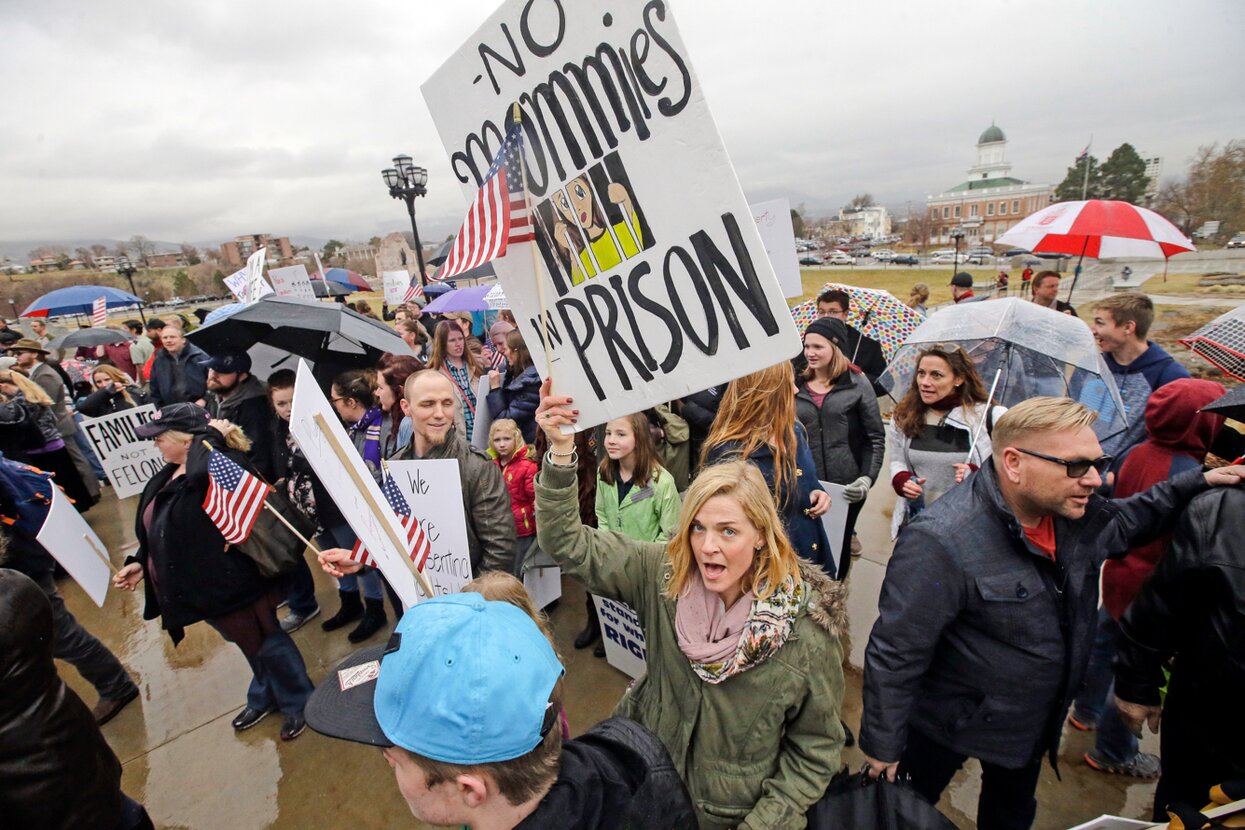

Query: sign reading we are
422,0,799,429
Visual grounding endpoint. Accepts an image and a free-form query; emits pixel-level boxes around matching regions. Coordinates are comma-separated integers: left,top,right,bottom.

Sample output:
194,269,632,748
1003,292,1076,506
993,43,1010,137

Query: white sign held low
79,405,165,499
385,459,473,598
593,595,647,680
818,481,850,576
36,486,111,607
268,265,316,301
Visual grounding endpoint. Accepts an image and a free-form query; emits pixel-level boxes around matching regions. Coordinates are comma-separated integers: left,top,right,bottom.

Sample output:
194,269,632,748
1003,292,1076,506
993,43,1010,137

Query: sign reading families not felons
422,0,800,429
80,405,165,499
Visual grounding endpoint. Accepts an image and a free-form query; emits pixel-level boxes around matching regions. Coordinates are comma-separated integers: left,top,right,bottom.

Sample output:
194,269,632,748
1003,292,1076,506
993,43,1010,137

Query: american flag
348,469,432,571
485,346,508,371
203,449,271,545
91,297,107,327
436,124,533,281
403,280,424,302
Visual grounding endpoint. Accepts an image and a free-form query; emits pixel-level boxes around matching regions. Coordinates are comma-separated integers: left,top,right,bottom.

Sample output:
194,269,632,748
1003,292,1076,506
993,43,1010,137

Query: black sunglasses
1015,448,1113,478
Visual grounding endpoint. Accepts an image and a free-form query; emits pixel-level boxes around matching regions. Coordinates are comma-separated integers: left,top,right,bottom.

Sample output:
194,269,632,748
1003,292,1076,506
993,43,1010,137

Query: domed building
925,124,1053,246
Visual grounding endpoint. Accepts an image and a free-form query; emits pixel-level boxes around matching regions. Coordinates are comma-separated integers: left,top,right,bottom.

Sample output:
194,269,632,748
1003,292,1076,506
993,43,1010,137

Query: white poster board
224,267,272,302
79,405,164,499
819,481,849,576
421,0,800,431
470,375,494,450
383,270,412,306
750,198,803,298
288,361,422,606
244,247,269,303
268,264,316,301
384,459,473,597
36,486,111,607
593,595,647,679
523,565,561,610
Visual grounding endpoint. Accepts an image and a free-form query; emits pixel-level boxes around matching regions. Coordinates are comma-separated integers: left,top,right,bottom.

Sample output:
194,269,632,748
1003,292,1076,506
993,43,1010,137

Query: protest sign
383,270,413,305
750,198,802,298
244,248,269,303
384,459,473,597
224,267,272,302
422,0,800,431
37,486,111,607
593,595,647,679
267,264,316,301
288,360,422,607
523,564,561,610
79,405,164,499
818,481,849,576
470,375,494,450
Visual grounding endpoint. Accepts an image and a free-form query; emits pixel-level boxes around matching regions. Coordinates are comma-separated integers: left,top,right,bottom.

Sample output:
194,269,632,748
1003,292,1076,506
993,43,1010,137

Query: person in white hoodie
886,344,1007,538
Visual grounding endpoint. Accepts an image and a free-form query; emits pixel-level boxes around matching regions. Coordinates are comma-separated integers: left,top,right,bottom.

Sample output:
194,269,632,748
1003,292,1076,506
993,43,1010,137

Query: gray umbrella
47,327,136,350
185,295,415,365
1202,384,1245,422
428,238,455,267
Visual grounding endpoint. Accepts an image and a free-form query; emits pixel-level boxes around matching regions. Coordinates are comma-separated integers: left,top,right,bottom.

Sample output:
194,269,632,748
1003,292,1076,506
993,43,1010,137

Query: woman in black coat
486,329,542,444
112,403,313,741
77,364,150,418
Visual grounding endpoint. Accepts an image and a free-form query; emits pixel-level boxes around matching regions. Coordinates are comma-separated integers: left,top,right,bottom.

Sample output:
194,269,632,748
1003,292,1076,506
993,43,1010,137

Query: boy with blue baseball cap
306,593,696,829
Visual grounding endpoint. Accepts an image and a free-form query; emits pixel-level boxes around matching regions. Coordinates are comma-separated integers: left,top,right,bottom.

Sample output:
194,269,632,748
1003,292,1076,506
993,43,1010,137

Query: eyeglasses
1015,448,1113,478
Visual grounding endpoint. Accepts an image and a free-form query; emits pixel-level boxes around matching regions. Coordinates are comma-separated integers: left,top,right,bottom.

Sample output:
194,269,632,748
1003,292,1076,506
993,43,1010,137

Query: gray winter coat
861,462,1208,770
391,425,515,575
795,371,885,485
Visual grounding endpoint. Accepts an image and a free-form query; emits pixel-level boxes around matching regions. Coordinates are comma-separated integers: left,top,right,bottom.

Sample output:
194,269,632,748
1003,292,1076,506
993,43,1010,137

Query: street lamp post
949,228,965,277
117,257,146,323
382,156,429,289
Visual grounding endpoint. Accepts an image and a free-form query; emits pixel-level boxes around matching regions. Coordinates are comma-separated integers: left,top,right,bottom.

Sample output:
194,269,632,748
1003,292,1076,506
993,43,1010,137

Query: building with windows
221,234,294,267
1142,154,1162,205
926,125,1053,245
836,205,892,240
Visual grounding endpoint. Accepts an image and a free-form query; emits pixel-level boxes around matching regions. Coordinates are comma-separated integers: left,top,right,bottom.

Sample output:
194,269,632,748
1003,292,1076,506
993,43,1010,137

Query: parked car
966,253,995,265
1228,233,1245,249
930,252,960,264
871,249,896,261
891,254,920,266
1001,247,1031,258
799,255,824,265
827,251,857,265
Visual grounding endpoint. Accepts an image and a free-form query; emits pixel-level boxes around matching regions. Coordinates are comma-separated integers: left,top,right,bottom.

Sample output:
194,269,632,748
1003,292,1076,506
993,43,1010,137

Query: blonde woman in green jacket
535,381,847,830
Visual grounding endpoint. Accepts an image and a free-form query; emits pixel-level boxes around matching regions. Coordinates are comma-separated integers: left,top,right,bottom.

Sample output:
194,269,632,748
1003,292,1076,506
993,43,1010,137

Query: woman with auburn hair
533,380,846,830
887,344,1006,538
427,320,483,443
701,362,833,575
375,356,423,457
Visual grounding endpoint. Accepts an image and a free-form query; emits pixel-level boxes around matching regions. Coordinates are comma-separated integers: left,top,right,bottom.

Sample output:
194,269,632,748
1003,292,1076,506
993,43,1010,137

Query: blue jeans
1072,607,1139,763
207,619,313,715
317,523,383,600
280,556,319,617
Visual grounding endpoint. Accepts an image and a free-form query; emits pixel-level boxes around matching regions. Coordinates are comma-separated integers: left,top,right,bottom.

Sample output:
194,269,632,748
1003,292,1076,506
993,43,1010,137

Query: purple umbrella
422,285,497,314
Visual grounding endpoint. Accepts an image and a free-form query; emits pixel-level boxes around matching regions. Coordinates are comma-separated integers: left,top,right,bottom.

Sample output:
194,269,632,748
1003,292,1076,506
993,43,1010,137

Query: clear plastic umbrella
880,298,1128,445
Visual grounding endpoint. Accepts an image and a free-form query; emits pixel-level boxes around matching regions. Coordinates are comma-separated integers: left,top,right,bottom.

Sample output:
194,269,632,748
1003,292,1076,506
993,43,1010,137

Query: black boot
574,595,601,650
348,598,389,643
321,590,363,632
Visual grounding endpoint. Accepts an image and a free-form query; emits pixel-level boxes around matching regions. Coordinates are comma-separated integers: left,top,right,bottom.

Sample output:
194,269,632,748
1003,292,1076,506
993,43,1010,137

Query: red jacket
495,444,537,537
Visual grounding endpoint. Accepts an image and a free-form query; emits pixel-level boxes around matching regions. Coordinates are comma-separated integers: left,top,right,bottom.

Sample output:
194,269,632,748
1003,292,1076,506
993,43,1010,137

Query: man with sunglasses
860,397,1245,830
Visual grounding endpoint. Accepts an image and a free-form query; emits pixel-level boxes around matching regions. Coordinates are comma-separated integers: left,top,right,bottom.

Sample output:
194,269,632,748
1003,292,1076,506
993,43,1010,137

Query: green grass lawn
794,267,1000,307
1140,271,1245,297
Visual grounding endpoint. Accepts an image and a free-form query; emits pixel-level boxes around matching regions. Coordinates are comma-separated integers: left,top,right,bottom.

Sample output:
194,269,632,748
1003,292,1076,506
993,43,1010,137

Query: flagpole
312,414,436,599
511,102,556,386
1081,135,1093,201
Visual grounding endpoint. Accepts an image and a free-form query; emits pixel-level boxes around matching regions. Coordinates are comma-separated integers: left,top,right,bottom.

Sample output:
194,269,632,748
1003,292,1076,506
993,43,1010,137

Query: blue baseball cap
305,593,563,764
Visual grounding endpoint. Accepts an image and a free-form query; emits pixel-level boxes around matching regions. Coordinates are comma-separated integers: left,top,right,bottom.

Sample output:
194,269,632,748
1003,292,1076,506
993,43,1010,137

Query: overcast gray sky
3,0,1242,250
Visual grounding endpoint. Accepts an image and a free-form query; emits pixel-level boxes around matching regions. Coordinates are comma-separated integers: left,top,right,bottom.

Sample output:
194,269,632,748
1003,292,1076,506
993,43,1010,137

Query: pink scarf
675,571,754,665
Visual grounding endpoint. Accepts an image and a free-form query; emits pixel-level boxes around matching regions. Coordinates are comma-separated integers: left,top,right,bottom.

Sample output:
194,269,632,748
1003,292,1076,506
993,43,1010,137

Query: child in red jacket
488,418,537,573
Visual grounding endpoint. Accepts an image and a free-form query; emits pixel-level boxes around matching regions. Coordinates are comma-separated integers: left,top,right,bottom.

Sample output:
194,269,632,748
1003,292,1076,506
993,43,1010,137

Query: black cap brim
305,645,393,747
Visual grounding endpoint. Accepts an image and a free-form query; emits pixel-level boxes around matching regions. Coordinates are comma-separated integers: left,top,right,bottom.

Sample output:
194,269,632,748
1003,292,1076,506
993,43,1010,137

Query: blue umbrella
423,281,456,297
22,285,143,318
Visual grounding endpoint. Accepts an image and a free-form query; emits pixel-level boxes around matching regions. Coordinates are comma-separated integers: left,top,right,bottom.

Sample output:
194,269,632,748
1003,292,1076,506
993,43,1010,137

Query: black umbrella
185,295,415,366
311,279,354,298
1203,385,1245,422
46,327,136,350
432,259,495,282
428,239,454,267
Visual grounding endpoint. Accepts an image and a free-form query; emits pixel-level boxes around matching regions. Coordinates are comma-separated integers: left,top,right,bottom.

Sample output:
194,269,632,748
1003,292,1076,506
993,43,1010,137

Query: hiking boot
347,598,388,644
280,713,307,741
1084,750,1160,779
321,590,363,632
1067,711,1096,732
93,686,139,726
231,706,274,731
574,625,600,650
280,606,321,634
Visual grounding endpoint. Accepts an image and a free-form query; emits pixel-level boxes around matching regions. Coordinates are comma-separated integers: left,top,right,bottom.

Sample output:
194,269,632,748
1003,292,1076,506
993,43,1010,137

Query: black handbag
234,489,316,579
806,770,957,830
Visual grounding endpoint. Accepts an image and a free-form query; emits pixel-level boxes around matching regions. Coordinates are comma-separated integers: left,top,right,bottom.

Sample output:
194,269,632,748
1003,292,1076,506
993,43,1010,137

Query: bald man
390,371,515,575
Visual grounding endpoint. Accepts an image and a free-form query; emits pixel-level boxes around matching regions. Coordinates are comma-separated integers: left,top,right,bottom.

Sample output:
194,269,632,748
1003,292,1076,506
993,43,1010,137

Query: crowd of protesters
1,281,1243,830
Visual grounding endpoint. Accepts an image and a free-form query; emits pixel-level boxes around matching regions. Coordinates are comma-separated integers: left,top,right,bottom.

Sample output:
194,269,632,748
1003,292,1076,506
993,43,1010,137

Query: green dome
978,124,1006,144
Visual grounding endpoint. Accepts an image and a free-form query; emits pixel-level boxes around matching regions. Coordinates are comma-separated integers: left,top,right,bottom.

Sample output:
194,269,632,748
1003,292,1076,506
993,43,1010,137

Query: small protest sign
523,566,561,610
593,595,647,679
421,0,800,431
267,264,316,301
224,267,272,302
750,198,803,298
383,271,413,306
818,481,849,576
244,248,269,303
79,405,164,499
384,459,473,597
288,360,422,607
470,375,494,451
36,486,111,607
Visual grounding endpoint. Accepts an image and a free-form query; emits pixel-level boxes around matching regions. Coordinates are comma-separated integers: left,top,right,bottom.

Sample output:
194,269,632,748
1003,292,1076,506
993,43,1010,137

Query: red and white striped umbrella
996,199,1195,259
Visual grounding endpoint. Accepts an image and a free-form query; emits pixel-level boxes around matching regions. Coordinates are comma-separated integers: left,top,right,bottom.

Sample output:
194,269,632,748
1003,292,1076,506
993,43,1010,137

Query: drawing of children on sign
542,152,654,288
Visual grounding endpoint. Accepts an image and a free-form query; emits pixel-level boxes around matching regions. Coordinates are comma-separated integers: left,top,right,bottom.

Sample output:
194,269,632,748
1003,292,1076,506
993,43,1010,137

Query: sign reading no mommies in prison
421,0,800,429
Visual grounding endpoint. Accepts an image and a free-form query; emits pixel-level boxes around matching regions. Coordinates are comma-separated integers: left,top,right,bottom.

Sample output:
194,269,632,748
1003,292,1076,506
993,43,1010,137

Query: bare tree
90,243,109,258
74,247,94,267
129,234,157,265
1153,141,1245,241
179,243,201,265
848,194,876,210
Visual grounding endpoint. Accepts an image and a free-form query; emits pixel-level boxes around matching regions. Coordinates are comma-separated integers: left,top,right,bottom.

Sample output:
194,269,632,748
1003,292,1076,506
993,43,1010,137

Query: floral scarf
676,572,805,684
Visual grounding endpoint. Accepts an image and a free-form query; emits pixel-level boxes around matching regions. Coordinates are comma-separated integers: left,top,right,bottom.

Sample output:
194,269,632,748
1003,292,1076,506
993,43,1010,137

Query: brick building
926,125,1053,246
221,234,294,267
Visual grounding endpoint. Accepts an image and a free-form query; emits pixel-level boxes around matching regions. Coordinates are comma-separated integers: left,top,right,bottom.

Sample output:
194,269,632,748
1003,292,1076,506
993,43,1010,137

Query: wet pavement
57,471,1161,830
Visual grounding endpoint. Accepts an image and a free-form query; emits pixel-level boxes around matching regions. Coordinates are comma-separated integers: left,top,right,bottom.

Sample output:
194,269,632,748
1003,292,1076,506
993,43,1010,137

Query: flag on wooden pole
403,280,424,302
348,469,432,571
91,297,107,327
203,448,270,544
436,123,533,281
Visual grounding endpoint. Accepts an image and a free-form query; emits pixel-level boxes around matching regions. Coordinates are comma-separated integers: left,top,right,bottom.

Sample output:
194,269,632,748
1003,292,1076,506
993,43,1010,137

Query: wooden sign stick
82,534,120,576
312,413,436,599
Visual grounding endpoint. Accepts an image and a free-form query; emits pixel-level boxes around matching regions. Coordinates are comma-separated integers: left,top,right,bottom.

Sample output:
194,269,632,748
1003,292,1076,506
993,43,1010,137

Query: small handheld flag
436,123,534,281
203,448,270,545
403,280,424,302
348,469,432,571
